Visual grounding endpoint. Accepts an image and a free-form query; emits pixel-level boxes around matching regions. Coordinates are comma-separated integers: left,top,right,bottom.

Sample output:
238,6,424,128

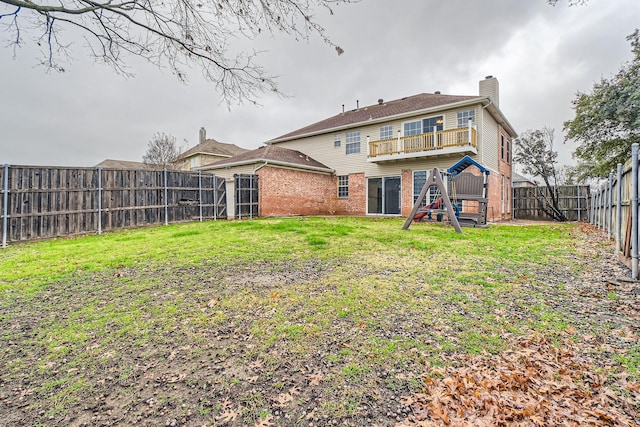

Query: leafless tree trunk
143,132,180,168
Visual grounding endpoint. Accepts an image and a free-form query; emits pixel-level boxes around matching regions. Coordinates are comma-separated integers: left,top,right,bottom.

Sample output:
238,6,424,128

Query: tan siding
275,104,487,178
209,164,259,180
480,108,500,171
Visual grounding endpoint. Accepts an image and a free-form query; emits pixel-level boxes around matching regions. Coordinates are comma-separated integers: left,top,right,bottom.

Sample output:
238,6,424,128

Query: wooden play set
403,156,490,233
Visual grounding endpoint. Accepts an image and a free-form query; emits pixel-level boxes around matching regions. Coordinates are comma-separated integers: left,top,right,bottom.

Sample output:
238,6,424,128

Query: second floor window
334,134,341,148
345,131,361,154
380,125,393,140
457,110,475,128
404,116,444,136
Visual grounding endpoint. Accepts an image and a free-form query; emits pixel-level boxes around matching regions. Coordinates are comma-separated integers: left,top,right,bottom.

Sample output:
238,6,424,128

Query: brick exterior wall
256,167,366,217
401,169,414,217
489,127,513,221
333,173,366,216
257,167,333,217
251,161,511,220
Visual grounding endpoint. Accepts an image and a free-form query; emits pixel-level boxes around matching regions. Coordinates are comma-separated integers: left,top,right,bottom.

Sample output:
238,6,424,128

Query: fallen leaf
288,386,300,395
309,373,323,386
255,414,274,427
218,406,240,423
274,393,293,407
249,360,263,370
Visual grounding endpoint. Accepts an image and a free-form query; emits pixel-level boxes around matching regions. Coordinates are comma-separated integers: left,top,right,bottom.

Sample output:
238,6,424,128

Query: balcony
367,127,477,163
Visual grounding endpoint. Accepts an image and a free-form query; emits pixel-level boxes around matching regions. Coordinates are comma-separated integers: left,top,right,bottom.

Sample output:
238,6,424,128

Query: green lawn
0,217,635,426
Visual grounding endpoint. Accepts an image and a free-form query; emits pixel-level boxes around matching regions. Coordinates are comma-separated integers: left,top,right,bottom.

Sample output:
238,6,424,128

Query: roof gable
95,159,163,170
177,139,248,160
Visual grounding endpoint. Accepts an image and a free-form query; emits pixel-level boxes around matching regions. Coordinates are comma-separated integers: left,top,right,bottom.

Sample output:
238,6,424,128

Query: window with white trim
338,175,349,198
457,109,475,128
334,134,341,148
190,156,200,169
380,125,393,140
404,121,422,136
345,131,361,154
404,116,444,136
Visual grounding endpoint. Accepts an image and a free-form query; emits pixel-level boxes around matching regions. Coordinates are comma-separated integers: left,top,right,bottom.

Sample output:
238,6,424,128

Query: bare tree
143,132,180,168
0,0,354,105
547,0,588,5
514,127,568,222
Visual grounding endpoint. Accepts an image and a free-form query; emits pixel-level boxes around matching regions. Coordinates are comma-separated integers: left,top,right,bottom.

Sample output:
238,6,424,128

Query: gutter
200,159,335,175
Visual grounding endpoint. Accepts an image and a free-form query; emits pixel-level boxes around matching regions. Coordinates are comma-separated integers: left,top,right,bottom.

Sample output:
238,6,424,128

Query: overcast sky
1,0,638,169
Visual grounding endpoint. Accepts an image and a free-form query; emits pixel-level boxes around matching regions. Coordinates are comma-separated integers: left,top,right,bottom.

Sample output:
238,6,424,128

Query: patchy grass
0,217,637,426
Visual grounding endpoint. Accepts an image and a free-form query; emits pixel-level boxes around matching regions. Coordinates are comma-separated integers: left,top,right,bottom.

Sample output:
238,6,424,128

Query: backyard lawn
0,217,638,426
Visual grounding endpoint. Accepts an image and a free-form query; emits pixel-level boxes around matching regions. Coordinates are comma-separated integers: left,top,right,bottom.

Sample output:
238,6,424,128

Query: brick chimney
479,76,499,108
199,127,206,145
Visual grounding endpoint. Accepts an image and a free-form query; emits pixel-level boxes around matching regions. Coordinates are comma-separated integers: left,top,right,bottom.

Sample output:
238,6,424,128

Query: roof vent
378,98,383,105
485,75,493,79
434,91,441,95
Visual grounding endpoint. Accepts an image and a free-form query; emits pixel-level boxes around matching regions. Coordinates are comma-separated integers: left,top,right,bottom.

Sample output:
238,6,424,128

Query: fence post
599,185,604,230
213,174,218,221
2,164,8,248
198,171,203,223
577,185,581,222
164,169,169,226
616,163,623,254
97,167,103,235
632,144,638,279
608,171,614,238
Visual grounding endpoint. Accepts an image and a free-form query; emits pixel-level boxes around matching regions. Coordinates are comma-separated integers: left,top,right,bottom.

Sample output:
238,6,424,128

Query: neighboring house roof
95,159,162,170
176,138,248,160
201,145,334,174
513,172,537,185
268,92,517,143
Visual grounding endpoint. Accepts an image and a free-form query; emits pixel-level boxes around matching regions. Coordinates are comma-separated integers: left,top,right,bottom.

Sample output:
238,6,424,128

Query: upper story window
457,109,475,128
501,135,505,160
190,156,200,169
334,134,341,148
380,125,393,140
404,116,444,136
404,121,422,136
345,131,361,155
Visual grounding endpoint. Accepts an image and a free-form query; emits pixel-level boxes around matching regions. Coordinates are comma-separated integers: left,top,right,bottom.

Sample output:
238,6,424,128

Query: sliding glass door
367,176,401,215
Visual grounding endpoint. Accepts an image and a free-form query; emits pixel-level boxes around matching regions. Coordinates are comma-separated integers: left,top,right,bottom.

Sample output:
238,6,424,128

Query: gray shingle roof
177,138,248,160
95,159,163,170
204,145,332,172
269,93,481,142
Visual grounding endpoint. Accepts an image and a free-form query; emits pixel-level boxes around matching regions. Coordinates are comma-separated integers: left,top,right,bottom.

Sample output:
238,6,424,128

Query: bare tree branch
514,127,569,222
143,132,180,168
0,0,356,104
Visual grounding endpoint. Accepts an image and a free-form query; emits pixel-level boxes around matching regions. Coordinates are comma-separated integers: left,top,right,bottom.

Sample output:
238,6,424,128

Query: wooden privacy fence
235,174,259,219
590,143,640,279
1,165,227,246
513,185,590,221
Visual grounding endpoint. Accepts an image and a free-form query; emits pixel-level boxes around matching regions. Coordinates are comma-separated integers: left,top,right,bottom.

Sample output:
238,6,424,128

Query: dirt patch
1,225,639,426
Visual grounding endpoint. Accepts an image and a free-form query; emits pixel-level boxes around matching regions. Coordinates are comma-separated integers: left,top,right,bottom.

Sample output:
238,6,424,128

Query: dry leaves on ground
398,333,639,426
